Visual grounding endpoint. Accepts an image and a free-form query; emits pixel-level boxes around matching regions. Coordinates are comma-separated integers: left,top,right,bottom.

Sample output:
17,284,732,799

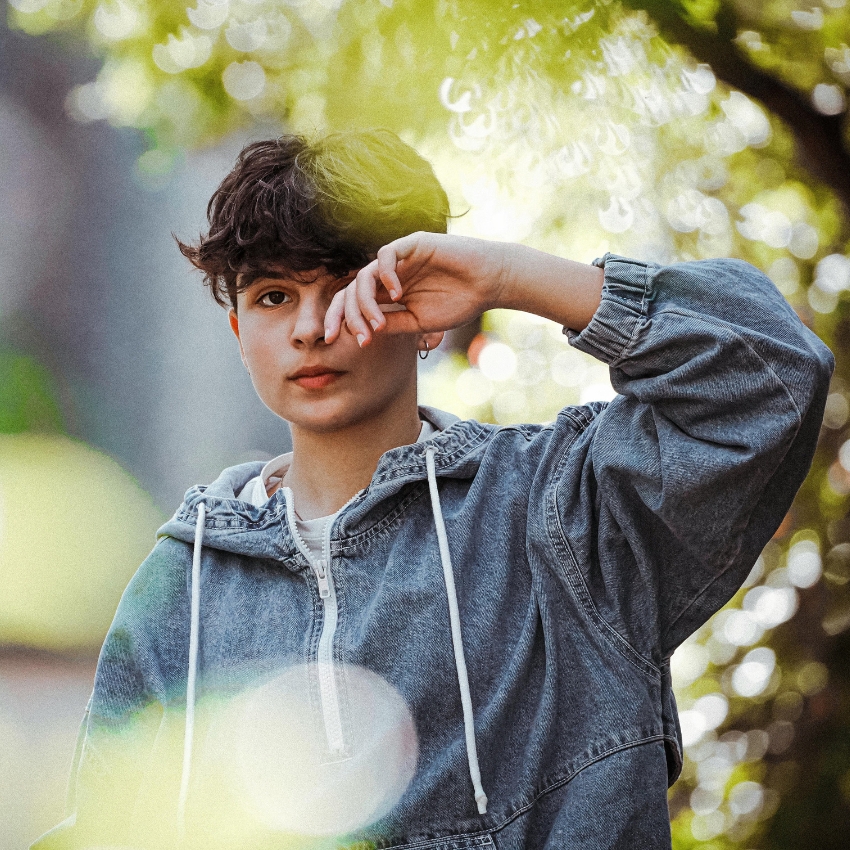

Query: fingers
355,263,390,337
383,232,421,265
378,307,420,334
324,234,422,346
345,270,374,347
376,243,403,301
324,288,346,343
324,260,386,347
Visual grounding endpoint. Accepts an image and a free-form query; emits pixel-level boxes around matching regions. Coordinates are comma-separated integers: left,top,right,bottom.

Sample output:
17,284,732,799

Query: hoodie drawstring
178,500,205,835
176,452,488,825
425,446,488,815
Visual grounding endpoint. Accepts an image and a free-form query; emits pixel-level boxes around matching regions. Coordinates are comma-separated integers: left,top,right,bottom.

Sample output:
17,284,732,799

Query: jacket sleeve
30,539,190,849
546,253,834,663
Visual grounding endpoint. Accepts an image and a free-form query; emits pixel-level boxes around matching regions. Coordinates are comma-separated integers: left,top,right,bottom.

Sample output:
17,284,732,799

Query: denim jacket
34,254,834,850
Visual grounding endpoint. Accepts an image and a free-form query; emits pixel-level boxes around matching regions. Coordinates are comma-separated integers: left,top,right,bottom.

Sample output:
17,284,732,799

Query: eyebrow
239,271,352,290
238,271,293,288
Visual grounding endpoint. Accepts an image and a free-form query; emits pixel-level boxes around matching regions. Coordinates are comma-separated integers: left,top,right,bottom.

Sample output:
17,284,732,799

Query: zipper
314,515,343,753
312,559,331,598
282,487,362,757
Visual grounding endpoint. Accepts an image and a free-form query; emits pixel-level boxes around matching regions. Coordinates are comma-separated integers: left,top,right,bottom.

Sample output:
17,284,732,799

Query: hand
323,232,509,347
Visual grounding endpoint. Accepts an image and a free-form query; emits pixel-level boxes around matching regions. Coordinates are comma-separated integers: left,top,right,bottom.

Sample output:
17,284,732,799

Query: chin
275,394,387,434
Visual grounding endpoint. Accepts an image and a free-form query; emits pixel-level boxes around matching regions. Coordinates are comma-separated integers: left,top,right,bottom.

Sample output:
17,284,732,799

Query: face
230,269,428,434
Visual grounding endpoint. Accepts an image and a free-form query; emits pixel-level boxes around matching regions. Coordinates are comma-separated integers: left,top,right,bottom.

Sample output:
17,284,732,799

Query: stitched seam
333,486,429,552
386,834,494,850
557,409,591,431
583,260,652,367
543,420,660,678
662,733,684,784
490,422,552,441
661,401,802,649
382,735,668,849
624,307,804,422
371,424,493,486
556,402,607,432
491,734,669,834
550,503,661,679
538,412,658,677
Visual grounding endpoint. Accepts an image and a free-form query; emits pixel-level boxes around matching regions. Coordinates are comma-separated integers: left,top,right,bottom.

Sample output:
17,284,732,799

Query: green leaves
0,351,64,434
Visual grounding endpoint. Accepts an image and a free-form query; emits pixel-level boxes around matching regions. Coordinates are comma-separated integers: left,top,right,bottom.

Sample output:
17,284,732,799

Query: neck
283,390,422,520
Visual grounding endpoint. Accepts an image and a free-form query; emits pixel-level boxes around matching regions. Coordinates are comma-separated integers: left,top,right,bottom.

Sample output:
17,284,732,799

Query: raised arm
322,231,604,343
546,253,834,661
329,234,834,664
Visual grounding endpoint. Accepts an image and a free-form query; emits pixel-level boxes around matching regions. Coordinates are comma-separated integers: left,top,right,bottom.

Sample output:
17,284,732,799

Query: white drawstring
178,500,205,836
425,446,488,815
175,461,489,827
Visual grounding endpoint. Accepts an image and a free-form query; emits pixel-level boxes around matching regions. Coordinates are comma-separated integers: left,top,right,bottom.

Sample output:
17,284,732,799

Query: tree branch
623,0,850,215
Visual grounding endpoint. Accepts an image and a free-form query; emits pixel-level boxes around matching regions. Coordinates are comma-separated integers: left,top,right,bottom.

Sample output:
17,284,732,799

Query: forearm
495,244,604,332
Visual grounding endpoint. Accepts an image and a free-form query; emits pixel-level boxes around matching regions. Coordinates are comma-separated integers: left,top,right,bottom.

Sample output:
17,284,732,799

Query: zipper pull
313,560,331,598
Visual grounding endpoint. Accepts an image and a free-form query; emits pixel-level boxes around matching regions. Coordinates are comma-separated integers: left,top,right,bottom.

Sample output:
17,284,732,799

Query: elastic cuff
565,253,655,364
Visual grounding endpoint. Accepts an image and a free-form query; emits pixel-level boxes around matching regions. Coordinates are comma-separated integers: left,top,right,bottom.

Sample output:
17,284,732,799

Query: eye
258,290,290,307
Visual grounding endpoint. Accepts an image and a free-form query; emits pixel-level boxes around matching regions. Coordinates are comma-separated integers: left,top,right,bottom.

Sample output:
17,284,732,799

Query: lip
289,366,346,389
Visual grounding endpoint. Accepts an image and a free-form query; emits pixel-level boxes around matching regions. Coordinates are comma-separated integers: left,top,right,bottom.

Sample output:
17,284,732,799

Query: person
33,129,834,850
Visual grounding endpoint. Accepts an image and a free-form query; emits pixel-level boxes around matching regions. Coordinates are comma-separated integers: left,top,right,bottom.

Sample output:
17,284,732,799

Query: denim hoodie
35,254,833,850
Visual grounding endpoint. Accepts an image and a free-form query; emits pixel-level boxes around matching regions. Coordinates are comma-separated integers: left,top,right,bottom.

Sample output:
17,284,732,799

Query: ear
229,309,248,366
419,331,445,352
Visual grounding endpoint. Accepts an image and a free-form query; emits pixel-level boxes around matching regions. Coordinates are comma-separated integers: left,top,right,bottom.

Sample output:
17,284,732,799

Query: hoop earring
418,340,430,360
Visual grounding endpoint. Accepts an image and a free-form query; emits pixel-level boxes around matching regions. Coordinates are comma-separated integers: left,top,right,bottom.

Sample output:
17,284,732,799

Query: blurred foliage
7,0,850,846
55,664,416,846
0,350,64,433
0,433,166,651
0,331,165,657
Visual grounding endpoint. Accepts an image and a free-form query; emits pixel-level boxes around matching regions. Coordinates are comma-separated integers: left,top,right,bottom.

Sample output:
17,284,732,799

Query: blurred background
1,0,849,846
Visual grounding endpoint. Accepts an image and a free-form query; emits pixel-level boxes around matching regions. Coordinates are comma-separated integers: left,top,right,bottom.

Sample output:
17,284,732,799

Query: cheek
359,335,418,383
240,325,290,379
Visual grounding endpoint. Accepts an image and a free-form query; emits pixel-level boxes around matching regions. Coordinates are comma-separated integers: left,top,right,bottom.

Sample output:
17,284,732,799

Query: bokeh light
48,662,417,846
222,663,417,836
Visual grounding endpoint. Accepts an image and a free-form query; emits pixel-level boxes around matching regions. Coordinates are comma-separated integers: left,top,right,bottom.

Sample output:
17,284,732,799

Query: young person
35,130,833,850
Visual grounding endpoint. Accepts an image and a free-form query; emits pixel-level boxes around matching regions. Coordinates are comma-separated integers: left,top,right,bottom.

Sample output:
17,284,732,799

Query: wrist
490,243,533,312
488,243,604,331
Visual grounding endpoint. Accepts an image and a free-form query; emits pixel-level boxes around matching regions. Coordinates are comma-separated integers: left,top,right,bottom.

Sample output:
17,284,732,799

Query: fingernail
356,333,366,347
325,328,332,339
370,319,379,330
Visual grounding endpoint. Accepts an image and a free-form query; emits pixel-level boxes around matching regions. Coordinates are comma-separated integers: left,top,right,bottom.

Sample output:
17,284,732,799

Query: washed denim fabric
34,254,834,850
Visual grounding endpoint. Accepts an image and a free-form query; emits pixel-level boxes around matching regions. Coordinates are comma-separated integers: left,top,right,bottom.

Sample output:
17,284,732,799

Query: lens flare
209,663,417,836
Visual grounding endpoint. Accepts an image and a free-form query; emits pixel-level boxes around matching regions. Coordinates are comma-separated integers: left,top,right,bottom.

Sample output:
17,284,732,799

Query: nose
290,292,329,348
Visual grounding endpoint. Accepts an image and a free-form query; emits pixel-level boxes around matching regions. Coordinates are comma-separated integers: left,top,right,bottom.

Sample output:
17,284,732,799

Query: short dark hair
176,129,450,309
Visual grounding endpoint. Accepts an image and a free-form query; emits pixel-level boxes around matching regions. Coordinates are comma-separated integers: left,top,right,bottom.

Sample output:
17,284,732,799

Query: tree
7,0,850,846
624,0,850,214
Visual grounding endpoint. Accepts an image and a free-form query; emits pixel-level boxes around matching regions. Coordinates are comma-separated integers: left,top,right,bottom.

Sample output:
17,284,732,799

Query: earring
418,340,430,360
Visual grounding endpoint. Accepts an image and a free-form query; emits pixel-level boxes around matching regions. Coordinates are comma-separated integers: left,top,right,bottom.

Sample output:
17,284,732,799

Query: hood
156,406,493,562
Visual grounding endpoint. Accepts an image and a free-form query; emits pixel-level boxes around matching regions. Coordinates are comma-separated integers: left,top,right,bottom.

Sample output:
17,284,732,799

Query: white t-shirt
238,420,440,559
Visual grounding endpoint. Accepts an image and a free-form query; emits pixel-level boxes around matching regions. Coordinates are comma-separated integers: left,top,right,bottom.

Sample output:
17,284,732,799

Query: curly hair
176,129,450,309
